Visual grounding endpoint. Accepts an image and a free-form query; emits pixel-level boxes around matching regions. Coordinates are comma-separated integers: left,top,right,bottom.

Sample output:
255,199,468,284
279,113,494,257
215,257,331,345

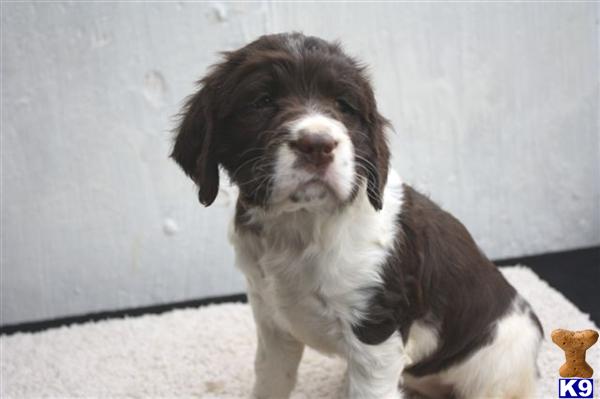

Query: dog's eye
253,95,273,109
336,98,356,115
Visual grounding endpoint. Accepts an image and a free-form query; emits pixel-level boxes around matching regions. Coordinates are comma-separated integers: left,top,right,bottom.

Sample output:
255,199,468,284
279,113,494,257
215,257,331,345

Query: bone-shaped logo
552,329,598,378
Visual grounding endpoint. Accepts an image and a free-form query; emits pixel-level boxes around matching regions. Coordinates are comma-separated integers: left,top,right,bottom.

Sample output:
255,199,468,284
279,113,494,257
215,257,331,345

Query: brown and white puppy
172,33,542,399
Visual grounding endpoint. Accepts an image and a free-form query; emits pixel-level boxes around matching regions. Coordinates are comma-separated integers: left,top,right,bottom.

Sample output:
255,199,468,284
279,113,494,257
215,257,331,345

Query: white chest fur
229,174,404,355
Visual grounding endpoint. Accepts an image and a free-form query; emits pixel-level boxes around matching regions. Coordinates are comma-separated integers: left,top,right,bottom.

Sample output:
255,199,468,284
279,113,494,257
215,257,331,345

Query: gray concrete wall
2,2,598,325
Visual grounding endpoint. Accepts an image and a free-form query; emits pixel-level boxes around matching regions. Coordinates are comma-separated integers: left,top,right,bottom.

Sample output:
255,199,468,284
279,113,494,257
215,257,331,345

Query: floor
2,267,598,398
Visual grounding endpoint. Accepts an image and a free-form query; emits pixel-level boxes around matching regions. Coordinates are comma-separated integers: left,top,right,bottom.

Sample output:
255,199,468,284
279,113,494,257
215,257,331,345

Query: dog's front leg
249,293,304,399
344,333,405,399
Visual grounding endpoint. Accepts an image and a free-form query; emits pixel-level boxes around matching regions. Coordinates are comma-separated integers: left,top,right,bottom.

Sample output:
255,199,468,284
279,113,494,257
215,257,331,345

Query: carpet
2,266,599,398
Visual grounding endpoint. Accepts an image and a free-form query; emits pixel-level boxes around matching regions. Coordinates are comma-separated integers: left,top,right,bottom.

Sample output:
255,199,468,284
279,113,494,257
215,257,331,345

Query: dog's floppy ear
365,111,390,211
171,82,220,207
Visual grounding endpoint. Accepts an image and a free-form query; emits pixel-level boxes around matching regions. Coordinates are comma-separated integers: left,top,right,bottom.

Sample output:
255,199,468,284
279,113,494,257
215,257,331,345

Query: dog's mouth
269,139,356,210
289,179,333,203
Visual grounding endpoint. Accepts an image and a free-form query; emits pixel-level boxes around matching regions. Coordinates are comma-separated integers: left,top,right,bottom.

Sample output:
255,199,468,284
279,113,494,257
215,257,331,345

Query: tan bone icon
552,329,599,378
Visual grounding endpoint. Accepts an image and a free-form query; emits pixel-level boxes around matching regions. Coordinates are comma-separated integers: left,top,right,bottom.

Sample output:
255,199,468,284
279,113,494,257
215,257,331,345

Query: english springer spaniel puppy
172,33,542,399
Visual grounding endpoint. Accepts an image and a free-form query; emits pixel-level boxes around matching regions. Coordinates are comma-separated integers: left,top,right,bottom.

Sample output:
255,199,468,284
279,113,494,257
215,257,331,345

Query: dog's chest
233,213,393,354
261,247,364,353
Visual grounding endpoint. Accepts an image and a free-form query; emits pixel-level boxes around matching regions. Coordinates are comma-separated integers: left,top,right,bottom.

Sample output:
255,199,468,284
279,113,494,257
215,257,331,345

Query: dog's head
172,33,390,212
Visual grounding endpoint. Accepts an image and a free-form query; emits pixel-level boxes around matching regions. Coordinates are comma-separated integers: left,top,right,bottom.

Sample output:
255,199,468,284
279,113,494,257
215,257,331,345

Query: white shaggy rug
2,266,598,399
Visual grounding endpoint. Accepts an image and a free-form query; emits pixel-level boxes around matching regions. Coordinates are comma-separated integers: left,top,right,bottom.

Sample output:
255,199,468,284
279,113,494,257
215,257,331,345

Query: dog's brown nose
292,133,338,166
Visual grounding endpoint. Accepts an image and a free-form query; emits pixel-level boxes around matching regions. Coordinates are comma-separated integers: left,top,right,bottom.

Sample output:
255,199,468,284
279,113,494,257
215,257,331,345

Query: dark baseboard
0,293,248,336
1,246,598,336
495,246,599,326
